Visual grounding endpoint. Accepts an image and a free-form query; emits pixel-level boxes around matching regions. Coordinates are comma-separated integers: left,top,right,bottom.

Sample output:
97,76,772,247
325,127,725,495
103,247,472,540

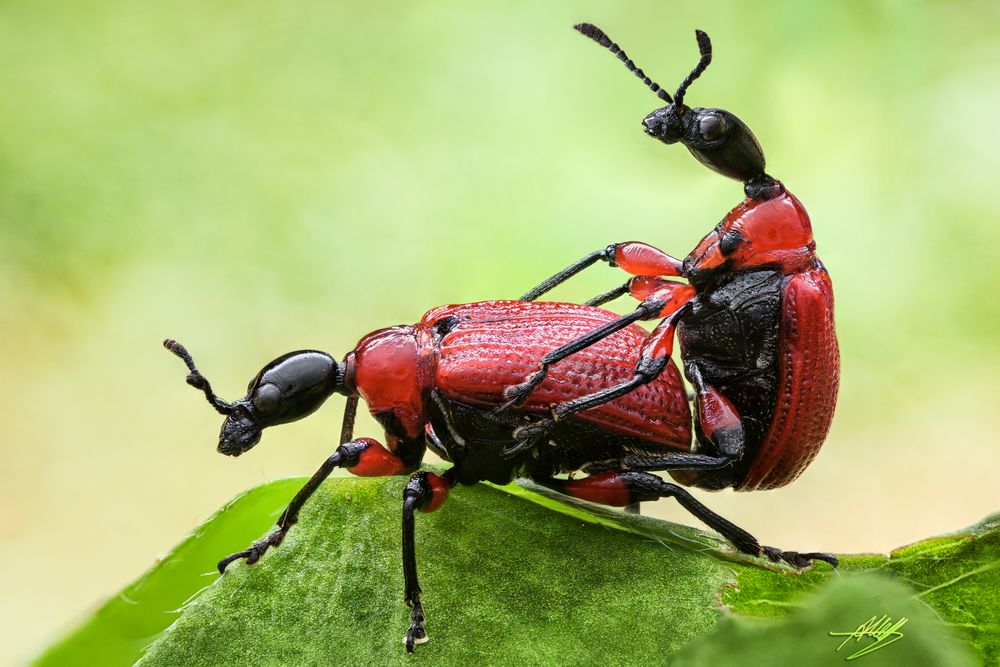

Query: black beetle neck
744,173,780,200
337,357,354,396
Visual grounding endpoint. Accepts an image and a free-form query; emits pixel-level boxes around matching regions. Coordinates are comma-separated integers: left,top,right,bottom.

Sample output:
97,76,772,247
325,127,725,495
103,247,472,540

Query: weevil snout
218,405,262,456
642,107,685,143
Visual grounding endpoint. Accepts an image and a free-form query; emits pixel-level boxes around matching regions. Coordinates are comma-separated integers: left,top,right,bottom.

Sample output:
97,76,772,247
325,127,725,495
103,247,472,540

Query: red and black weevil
503,23,840,495
166,302,834,651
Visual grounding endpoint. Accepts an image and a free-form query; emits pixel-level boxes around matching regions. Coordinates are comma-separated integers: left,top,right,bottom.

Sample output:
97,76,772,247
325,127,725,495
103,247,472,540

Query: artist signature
829,615,908,660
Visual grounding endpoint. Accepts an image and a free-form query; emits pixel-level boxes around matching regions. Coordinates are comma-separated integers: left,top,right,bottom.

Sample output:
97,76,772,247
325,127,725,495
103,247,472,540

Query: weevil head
217,350,345,456
574,23,769,191
642,105,766,183
164,340,347,457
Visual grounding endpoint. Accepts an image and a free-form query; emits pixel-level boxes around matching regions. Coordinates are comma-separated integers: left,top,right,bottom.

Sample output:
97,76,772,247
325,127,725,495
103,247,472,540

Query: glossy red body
679,182,839,491
686,185,817,277
738,268,838,490
345,301,692,455
341,183,838,492
563,471,632,507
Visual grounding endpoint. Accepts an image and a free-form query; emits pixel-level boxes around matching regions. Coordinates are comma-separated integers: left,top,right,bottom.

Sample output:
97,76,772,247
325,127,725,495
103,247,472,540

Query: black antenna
163,339,234,415
574,23,673,103
674,30,712,108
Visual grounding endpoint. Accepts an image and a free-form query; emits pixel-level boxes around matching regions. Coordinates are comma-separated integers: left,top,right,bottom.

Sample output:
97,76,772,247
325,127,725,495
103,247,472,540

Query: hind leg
536,470,837,569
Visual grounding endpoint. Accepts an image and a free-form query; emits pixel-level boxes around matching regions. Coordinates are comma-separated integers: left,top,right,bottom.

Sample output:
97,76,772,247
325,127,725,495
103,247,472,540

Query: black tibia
339,393,359,444
402,469,458,653
602,471,837,569
510,309,684,447
506,355,668,454
518,246,615,302
402,473,429,652
554,354,668,420
585,281,631,307
583,451,733,475
217,396,360,574
498,294,666,413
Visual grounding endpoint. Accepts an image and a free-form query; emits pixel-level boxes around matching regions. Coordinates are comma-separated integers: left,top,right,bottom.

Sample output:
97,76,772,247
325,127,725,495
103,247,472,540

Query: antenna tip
573,22,611,47
694,29,712,55
163,338,185,356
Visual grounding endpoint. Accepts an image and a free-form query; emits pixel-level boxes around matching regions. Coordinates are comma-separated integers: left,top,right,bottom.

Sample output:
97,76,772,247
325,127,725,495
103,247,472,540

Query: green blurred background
3,1,999,662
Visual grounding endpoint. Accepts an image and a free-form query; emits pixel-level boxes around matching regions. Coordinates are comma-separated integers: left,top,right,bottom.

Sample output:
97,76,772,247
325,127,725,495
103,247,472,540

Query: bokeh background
3,1,999,662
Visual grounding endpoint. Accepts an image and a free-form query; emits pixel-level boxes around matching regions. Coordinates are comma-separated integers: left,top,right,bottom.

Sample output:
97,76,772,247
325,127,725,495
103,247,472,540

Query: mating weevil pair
166,23,839,652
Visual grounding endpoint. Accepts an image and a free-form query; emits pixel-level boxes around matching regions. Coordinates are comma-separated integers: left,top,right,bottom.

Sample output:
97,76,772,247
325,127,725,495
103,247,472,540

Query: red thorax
684,181,817,280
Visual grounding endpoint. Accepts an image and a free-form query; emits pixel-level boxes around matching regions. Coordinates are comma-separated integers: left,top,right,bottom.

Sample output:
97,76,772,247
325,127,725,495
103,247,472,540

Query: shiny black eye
698,114,727,141
253,383,280,415
720,229,745,256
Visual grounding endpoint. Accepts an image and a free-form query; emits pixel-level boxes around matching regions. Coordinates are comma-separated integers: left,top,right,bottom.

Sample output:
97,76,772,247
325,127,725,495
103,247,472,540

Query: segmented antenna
674,30,712,108
574,23,672,103
163,339,233,415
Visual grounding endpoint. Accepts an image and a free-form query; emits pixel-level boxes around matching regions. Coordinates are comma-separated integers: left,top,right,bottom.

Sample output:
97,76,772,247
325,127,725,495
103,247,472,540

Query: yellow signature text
829,615,908,660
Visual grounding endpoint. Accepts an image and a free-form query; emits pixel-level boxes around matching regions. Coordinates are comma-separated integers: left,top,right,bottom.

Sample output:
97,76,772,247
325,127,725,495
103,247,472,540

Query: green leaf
34,478,306,667
672,575,978,667
35,477,995,666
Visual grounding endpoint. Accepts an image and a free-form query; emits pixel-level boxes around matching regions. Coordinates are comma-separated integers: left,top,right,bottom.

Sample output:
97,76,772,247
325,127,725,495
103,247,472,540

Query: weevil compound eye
697,113,727,141
253,383,281,416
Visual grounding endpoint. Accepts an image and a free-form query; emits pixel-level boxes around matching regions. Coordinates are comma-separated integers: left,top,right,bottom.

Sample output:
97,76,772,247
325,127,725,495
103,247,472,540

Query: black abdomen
677,270,784,487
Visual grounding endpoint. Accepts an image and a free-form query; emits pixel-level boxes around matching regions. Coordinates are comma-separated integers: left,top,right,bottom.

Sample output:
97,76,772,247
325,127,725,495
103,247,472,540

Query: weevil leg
518,247,616,302
218,396,419,573
496,294,668,415
538,470,837,569
518,242,684,302
584,281,631,307
581,369,750,477
686,364,746,459
509,305,690,448
502,281,695,420
402,469,457,652
582,451,734,475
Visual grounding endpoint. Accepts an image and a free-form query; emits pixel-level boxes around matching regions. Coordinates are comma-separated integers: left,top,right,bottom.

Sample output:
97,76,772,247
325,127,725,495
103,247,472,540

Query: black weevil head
574,23,768,189
164,340,344,457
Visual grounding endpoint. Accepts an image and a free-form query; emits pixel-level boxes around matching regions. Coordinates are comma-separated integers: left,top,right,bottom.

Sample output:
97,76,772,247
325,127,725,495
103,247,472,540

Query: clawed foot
761,546,838,569
495,370,546,414
217,528,287,573
513,418,554,442
404,599,429,653
501,418,555,458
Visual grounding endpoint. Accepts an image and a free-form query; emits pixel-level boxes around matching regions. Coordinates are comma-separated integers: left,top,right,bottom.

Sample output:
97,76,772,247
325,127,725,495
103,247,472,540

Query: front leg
218,396,418,572
496,298,662,414
217,435,414,572
499,282,693,416
508,300,692,453
402,470,456,652
518,242,684,302
581,366,749,480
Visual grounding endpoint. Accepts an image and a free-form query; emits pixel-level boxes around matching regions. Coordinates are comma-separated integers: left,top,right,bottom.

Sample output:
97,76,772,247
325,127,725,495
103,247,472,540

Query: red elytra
420,301,691,449
738,268,838,490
